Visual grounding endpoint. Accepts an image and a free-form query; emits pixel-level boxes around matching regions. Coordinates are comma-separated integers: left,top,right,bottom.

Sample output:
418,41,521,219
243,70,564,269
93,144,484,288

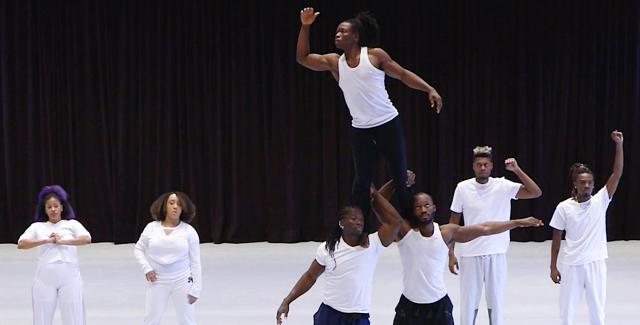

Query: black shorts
393,294,454,325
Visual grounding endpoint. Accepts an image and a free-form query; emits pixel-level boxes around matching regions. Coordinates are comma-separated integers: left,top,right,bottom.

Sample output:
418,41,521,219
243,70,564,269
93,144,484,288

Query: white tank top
338,47,398,128
397,223,448,303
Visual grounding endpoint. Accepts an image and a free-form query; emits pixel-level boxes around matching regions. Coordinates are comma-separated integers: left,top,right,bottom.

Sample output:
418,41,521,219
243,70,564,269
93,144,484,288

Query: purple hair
33,185,76,222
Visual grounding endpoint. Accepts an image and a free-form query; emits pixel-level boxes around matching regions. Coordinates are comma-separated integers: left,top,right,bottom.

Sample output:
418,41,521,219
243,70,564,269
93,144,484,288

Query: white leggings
559,260,606,325
32,262,85,325
459,254,507,325
144,275,197,325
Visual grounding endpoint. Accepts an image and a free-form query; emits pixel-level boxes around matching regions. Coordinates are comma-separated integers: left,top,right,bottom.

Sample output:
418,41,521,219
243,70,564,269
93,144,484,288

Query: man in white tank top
295,7,443,228
448,147,542,325
377,173,543,325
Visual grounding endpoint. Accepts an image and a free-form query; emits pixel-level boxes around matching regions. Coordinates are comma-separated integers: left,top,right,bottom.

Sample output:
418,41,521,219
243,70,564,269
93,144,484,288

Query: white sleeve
549,204,566,231
134,223,154,275
187,226,202,298
70,220,91,239
18,223,39,242
315,243,328,266
502,178,522,200
450,184,463,213
595,186,612,210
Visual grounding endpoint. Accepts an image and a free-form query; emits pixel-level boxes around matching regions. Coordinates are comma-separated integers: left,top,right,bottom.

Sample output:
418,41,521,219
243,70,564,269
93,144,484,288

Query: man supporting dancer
276,190,402,325
296,7,443,226
448,147,542,325
378,174,543,325
549,130,623,325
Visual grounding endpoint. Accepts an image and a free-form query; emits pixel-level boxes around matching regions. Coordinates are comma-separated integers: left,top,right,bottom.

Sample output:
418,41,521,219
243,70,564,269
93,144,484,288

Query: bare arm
296,8,339,78
371,191,403,246
370,48,442,113
276,260,325,324
375,172,414,240
505,158,542,199
447,211,462,274
606,130,624,198
445,217,543,243
550,228,563,284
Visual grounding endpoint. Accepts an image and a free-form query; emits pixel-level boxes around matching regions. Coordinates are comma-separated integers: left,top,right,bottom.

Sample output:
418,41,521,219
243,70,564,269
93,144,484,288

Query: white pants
32,262,85,325
459,254,507,325
144,275,197,325
559,259,606,325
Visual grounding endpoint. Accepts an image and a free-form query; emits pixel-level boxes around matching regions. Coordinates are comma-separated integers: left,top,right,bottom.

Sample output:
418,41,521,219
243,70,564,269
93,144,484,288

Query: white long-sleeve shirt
18,220,91,266
134,221,202,298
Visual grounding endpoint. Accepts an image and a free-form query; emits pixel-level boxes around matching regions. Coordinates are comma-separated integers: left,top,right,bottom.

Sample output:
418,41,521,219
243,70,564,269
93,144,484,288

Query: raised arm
606,130,624,198
371,191,403,246
550,228,563,284
276,260,325,324
505,158,542,199
443,217,543,244
375,171,415,239
370,48,442,113
296,8,339,77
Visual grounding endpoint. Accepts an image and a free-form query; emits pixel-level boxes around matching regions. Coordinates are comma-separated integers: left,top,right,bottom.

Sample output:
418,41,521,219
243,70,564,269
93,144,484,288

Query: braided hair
569,163,593,200
325,206,367,270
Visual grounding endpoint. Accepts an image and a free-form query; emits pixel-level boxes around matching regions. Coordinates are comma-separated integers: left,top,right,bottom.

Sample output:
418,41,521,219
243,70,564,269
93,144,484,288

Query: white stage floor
1,241,639,324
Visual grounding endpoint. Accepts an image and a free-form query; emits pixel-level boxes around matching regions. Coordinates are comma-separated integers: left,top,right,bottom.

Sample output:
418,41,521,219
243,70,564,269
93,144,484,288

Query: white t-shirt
338,47,399,128
134,221,202,297
549,186,611,266
315,232,384,313
18,219,91,266
450,177,522,257
397,224,448,303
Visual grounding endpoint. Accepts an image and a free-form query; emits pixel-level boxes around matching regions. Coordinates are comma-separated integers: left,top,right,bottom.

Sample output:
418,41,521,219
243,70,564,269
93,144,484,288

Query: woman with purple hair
18,185,92,325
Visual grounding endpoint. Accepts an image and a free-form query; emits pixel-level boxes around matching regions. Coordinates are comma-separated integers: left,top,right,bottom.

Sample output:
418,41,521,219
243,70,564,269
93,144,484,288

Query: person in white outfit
295,7,443,228
549,130,624,325
276,189,403,325
448,146,542,325
18,185,92,325
377,173,543,325
134,191,202,325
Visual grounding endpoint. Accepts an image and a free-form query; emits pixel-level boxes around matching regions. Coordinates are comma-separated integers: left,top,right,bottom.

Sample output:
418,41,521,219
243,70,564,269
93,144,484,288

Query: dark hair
408,192,433,227
149,191,196,223
325,206,367,270
344,11,380,47
569,163,593,199
34,185,76,222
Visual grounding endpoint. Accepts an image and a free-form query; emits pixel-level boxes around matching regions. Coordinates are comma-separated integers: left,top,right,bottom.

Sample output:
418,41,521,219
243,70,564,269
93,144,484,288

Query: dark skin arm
447,212,461,274
606,130,624,198
440,217,543,244
371,191,403,246
368,48,443,112
375,171,415,240
296,7,339,80
276,260,325,324
550,228,563,284
505,158,543,199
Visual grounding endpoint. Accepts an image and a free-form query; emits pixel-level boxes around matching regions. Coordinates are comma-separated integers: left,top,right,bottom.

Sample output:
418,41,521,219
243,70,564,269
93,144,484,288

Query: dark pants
350,116,408,231
393,294,454,325
313,303,370,325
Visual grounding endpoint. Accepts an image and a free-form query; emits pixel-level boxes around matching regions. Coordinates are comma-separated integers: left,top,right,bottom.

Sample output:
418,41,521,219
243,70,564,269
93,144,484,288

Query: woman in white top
296,7,443,227
18,185,92,325
276,190,403,325
134,191,202,325
550,130,624,325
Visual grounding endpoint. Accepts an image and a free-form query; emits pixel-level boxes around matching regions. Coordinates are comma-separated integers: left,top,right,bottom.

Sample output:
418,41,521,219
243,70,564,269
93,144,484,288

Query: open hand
300,7,320,26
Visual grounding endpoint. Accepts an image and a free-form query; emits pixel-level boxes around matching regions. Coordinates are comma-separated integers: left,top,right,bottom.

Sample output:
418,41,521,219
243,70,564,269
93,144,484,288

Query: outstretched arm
371,191,403,246
505,158,542,199
369,48,442,113
550,228,563,284
606,130,624,198
375,171,415,239
277,260,325,324
443,217,543,244
296,8,339,77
